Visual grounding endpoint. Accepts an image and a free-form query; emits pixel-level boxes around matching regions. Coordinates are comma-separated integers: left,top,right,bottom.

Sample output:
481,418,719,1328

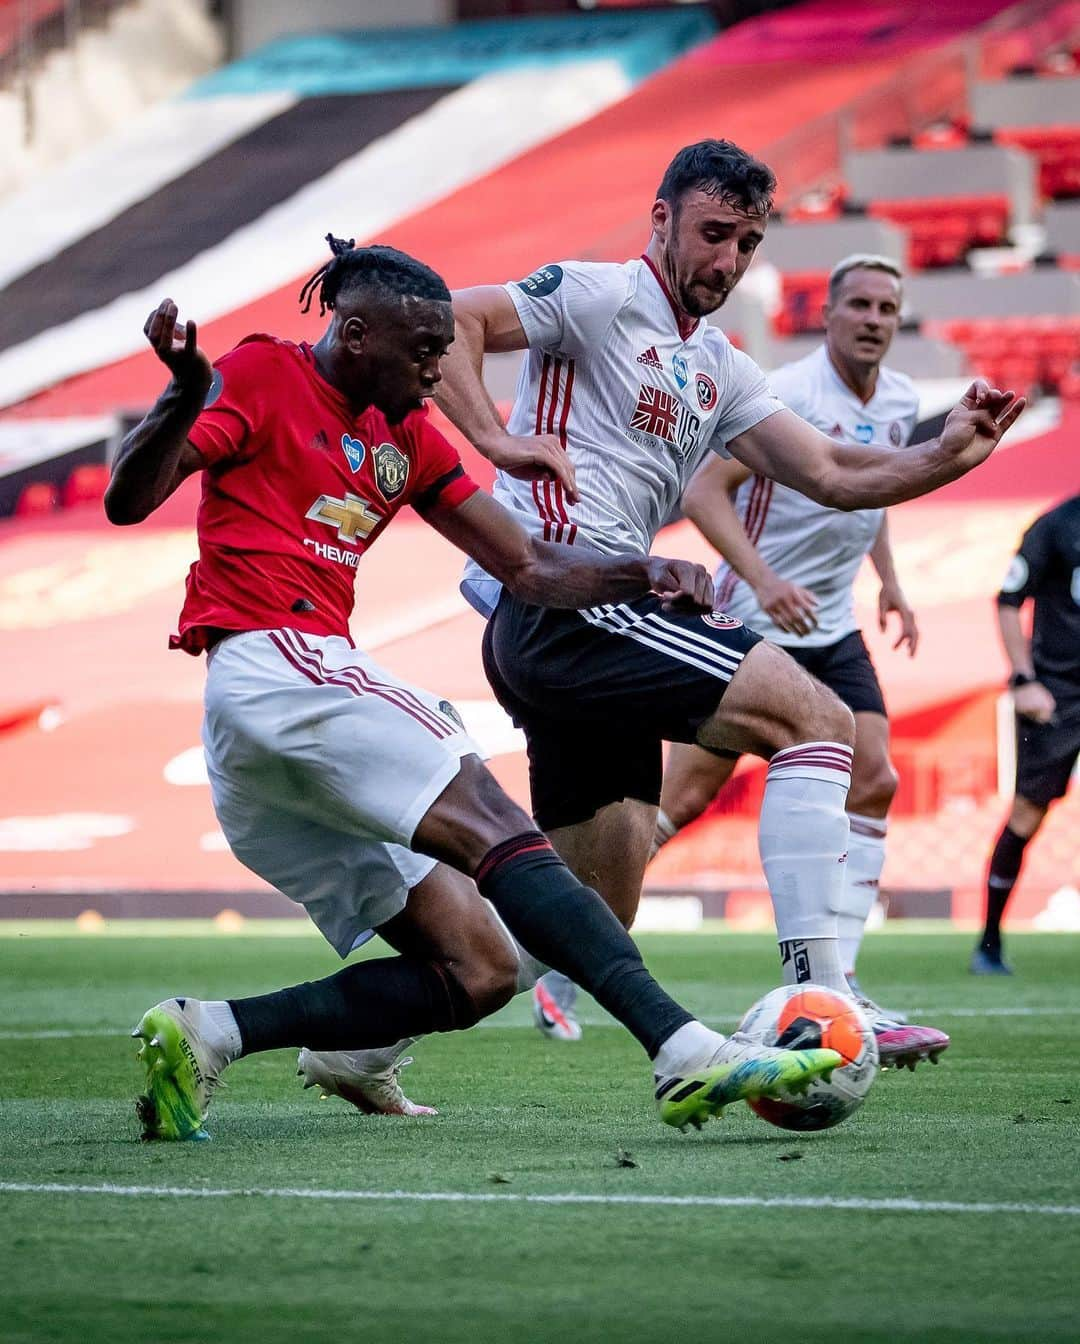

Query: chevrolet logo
305,492,381,543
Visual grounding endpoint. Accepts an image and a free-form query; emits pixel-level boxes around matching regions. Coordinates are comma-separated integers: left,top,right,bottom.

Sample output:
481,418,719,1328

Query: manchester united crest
373,442,410,501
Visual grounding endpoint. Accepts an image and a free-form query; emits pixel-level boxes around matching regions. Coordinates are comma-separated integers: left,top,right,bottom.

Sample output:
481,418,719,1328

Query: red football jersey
174,334,478,654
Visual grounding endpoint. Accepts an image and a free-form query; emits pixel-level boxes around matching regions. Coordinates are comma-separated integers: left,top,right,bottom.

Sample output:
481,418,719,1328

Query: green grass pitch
1,924,1078,1343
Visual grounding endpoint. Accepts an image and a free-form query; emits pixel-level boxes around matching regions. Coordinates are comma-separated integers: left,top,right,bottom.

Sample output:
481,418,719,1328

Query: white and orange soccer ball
738,983,879,1131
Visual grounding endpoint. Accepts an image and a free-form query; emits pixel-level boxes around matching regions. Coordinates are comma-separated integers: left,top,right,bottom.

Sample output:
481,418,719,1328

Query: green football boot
655,1033,842,1131
131,998,228,1141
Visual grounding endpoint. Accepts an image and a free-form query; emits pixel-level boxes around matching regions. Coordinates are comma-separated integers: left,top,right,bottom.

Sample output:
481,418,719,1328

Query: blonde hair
827,253,903,304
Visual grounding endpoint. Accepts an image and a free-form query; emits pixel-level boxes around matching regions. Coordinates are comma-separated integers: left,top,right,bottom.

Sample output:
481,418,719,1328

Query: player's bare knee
849,758,898,815
805,684,855,747
452,942,518,1016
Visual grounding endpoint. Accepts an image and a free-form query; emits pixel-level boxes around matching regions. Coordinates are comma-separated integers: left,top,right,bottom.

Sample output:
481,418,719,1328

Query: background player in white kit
432,140,1024,1072
656,255,921,1027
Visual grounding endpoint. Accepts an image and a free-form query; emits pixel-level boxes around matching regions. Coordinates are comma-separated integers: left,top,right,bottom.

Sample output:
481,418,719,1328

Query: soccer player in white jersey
657,255,921,1025
420,138,1026,1076
109,239,842,1139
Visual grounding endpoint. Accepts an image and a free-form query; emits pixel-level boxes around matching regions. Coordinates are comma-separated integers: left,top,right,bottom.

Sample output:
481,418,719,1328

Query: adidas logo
636,346,663,369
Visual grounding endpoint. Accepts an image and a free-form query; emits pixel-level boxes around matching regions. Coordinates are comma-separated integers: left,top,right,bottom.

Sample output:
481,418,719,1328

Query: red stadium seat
14,480,59,517
993,126,1080,199
60,462,110,509
924,314,1080,392
912,122,970,152
867,195,1011,268
774,270,830,335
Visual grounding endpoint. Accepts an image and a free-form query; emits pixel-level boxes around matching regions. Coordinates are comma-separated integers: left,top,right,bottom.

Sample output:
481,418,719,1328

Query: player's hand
1014,681,1056,724
878,583,918,656
938,379,1026,473
753,573,818,636
481,432,579,504
143,299,213,395
647,557,714,612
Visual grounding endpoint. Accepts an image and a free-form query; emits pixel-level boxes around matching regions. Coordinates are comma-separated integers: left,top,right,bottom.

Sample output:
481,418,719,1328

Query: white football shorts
202,628,480,957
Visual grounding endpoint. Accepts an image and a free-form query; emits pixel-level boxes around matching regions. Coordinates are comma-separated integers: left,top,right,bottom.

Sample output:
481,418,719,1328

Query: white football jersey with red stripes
714,344,919,646
461,257,783,616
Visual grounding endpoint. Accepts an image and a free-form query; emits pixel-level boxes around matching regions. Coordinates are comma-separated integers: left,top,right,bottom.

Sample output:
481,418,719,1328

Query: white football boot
297,1042,437,1116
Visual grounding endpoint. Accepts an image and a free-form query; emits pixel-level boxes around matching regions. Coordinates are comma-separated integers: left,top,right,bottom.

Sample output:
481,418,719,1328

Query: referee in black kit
972,493,1080,975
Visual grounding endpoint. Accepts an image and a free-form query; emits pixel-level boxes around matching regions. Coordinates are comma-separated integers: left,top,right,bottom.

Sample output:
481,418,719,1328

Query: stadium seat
14,480,58,517
922,314,1080,392
782,185,847,223
60,462,110,508
774,270,830,334
993,126,1080,199
867,195,1011,268
912,122,971,152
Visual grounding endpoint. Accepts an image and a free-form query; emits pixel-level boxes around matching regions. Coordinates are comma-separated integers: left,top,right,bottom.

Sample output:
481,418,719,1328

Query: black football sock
981,825,1029,955
228,956,478,1057
475,833,692,1059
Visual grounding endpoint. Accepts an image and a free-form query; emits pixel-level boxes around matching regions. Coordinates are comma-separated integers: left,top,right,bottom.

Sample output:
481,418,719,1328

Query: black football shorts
1015,682,1080,806
784,630,887,718
482,589,763,830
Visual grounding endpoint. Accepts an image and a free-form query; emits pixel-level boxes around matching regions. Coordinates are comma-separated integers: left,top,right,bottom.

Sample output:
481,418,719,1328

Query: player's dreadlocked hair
657,140,775,217
299,234,452,316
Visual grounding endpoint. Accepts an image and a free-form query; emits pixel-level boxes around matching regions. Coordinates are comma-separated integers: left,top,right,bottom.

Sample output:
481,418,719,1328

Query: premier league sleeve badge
373,442,411,501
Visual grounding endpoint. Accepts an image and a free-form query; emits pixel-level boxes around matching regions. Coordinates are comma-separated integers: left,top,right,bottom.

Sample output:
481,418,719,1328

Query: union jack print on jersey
631,384,680,439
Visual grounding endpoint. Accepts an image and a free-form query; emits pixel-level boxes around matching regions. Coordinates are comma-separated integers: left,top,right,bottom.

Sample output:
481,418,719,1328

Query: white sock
653,1020,723,1076
836,813,887,974
779,936,848,992
836,916,865,980
537,969,577,1005
650,808,678,859
759,741,853,993
514,947,548,995
199,999,243,1063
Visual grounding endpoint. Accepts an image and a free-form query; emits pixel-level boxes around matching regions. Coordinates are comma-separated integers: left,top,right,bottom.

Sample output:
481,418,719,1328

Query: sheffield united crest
373,442,410,501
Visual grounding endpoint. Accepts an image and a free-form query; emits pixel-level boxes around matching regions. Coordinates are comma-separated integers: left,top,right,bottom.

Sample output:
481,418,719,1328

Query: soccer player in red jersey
107,236,841,1140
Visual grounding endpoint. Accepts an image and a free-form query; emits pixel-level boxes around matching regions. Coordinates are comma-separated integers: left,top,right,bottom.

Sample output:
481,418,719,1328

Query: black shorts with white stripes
784,630,887,718
482,589,763,830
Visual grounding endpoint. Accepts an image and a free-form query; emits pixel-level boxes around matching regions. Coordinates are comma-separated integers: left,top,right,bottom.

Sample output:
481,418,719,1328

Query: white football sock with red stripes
758,741,853,993
836,813,888,974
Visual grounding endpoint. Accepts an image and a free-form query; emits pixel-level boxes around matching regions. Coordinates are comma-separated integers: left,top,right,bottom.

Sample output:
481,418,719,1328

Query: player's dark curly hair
299,234,452,315
657,140,775,217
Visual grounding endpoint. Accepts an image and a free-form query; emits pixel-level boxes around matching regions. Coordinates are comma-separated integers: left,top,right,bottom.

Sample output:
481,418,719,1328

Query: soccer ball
737,983,879,1131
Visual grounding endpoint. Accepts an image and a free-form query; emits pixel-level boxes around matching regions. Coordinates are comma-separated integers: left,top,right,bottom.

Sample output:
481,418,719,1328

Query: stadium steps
0,6,714,417
0,0,222,196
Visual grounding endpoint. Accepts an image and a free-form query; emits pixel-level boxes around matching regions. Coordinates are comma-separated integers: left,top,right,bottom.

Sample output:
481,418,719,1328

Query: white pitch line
1,1182,1078,1217
0,1029,130,1040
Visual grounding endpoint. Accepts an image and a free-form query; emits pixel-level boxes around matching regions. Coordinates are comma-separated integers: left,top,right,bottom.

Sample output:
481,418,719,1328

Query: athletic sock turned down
981,825,1030,955
475,833,692,1059
758,741,853,993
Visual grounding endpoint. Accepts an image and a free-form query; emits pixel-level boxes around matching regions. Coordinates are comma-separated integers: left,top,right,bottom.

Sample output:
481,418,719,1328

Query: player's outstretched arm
727,381,1025,511
104,299,210,525
435,285,578,502
427,490,712,611
683,454,818,635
